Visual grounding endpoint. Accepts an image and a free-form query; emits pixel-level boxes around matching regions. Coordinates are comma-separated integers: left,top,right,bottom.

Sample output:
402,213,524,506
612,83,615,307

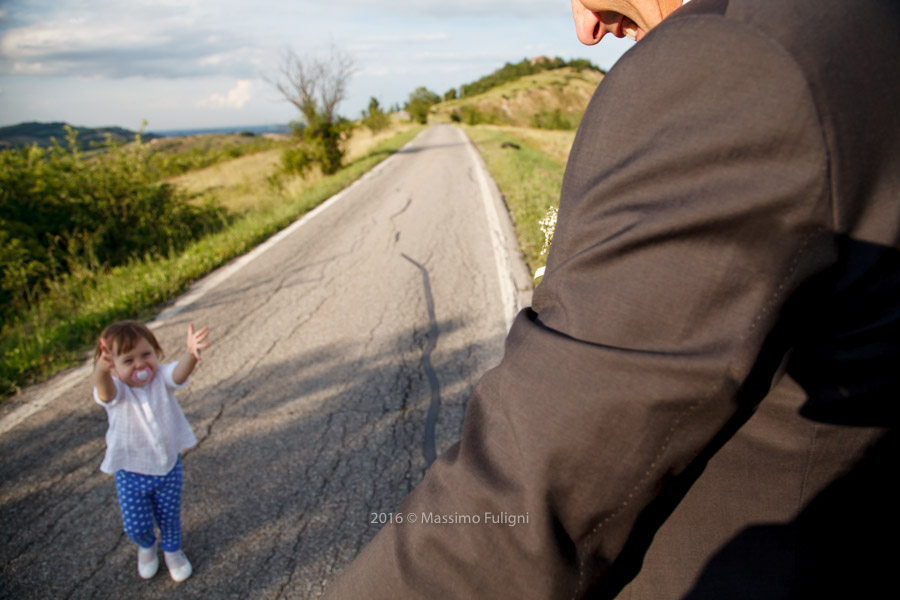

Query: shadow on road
1,320,506,599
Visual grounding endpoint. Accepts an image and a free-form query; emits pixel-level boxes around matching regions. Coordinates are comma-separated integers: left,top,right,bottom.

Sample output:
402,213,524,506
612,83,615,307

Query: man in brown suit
324,0,899,597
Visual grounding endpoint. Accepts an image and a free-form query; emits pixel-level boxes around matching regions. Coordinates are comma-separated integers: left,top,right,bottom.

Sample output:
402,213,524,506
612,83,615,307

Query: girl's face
112,337,159,387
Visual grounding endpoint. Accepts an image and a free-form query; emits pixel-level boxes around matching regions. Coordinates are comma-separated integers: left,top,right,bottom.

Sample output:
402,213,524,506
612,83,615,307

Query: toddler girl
93,320,210,582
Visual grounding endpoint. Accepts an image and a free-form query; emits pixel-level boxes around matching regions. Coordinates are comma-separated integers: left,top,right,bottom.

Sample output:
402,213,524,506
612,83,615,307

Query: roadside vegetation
406,87,443,124
0,121,421,397
2,53,601,399
464,126,572,274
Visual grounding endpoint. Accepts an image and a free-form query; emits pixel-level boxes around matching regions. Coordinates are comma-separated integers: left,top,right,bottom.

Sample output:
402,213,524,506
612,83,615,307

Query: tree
361,97,390,133
273,47,355,175
444,88,458,101
406,87,441,124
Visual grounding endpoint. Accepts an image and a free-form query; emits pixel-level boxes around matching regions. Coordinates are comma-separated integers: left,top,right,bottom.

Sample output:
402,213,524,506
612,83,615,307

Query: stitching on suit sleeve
572,228,819,598
571,389,712,598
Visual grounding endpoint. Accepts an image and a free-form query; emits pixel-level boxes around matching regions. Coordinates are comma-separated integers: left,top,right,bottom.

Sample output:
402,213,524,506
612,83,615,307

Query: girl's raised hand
98,337,115,372
186,323,210,361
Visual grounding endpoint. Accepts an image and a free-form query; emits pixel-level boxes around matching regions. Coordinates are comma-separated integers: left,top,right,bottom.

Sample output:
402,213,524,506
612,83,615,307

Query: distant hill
431,65,605,130
0,122,158,150
456,56,603,98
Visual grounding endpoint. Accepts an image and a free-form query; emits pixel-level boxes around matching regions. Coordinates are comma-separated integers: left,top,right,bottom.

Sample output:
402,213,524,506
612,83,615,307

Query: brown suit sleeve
324,14,835,599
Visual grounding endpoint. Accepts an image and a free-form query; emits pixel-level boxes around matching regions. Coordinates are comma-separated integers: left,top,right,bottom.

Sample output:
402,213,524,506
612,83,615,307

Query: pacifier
131,367,153,384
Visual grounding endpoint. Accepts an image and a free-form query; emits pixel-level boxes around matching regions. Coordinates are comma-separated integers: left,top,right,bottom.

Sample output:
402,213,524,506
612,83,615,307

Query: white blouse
94,362,197,476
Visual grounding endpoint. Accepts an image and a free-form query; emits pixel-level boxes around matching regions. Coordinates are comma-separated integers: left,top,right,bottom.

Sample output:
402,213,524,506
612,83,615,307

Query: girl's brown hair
94,320,164,363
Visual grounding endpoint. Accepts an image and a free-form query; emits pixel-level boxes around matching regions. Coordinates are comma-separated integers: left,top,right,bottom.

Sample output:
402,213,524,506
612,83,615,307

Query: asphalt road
0,124,532,599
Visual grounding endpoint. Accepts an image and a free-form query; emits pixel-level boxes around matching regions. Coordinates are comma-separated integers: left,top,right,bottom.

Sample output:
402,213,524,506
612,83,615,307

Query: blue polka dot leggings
115,456,183,552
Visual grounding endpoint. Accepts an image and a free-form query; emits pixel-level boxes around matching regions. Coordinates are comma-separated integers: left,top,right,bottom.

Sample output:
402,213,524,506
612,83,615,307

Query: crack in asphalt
5,464,108,563
192,291,330,450
389,197,413,221
7,444,106,545
388,196,412,248
276,517,313,599
62,531,124,600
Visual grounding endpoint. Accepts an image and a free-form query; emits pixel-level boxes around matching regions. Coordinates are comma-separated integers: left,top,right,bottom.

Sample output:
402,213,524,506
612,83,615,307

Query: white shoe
137,542,158,579
164,549,193,582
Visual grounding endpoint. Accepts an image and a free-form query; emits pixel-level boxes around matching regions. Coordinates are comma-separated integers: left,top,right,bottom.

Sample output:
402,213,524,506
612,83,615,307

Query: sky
0,0,633,133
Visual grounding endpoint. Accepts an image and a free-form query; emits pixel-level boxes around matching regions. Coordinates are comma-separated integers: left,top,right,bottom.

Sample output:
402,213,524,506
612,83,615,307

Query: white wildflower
539,205,558,256
535,205,558,280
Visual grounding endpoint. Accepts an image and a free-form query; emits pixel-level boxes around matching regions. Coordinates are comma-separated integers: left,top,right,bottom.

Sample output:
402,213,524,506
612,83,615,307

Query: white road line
461,128,518,331
0,364,93,437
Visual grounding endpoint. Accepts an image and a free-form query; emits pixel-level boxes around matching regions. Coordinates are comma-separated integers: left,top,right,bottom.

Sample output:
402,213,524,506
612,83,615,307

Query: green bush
0,127,226,317
362,97,391,133
531,109,575,131
406,87,441,124
455,106,490,125
280,145,314,176
281,115,353,177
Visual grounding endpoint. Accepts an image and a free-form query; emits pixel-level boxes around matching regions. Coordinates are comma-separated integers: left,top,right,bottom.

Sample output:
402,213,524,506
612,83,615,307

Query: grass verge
1,126,423,398
462,124,569,275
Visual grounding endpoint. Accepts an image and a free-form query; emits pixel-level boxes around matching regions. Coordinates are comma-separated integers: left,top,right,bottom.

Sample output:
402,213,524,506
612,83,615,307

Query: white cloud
1,19,163,58
199,79,255,108
0,5,255,78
